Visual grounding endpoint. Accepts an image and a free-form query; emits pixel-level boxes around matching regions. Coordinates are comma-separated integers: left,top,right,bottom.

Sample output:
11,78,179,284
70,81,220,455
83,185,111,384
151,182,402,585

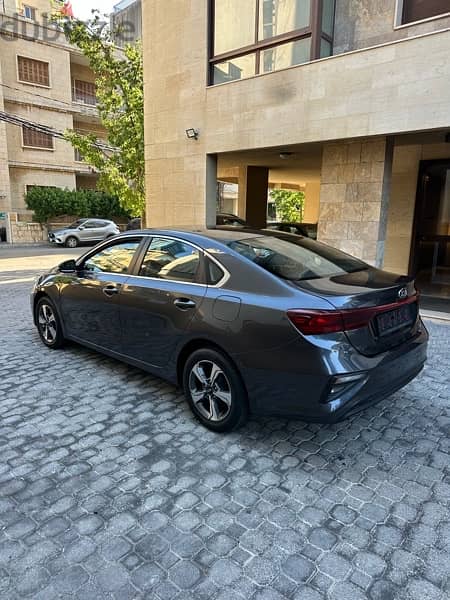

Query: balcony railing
72,79,97,106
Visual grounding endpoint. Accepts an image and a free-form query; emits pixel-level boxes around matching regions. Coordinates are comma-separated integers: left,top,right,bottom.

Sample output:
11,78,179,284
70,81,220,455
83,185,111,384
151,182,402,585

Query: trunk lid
293,267,421,356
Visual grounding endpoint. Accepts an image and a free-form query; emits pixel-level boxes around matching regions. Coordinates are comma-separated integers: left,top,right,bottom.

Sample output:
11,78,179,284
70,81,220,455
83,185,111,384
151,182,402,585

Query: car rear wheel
35,297,65,349
65,236,78,248
183,348,248,432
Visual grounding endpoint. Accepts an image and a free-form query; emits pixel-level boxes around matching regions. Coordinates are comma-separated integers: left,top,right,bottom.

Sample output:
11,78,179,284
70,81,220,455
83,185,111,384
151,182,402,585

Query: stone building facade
0,0,102,225
142,0,450,304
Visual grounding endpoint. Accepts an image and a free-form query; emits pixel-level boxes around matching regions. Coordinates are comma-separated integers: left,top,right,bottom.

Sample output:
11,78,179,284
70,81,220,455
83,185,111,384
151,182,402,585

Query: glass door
411,160,450,311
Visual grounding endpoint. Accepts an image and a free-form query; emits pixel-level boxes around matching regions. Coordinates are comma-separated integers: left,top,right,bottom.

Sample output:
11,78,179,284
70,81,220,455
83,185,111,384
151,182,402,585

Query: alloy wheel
188,360,232,422
66,237,77,248
38,303,57,344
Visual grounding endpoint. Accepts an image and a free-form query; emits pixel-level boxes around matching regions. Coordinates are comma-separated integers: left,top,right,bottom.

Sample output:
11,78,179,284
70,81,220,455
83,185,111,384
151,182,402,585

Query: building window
17,56,50,87
210,0,335,85
22,127,54,150
72,80,97,106
22,4,36,20
402,0,450,24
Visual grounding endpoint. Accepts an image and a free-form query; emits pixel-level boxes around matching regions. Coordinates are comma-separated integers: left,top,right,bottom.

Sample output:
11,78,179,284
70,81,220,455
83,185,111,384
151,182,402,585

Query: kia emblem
398,288,408,300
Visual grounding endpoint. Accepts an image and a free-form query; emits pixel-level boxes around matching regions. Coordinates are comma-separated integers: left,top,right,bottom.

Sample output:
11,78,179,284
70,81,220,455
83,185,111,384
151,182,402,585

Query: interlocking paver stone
0,254,449,598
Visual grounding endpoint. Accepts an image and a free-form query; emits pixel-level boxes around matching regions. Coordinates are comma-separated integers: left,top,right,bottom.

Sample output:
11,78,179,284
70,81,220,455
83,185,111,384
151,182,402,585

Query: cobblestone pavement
0,257,449,600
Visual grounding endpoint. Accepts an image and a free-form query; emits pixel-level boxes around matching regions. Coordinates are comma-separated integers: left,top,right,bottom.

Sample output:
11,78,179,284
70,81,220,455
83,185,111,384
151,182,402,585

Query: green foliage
25,187,130,223
270,189,305,222
55,12,144,217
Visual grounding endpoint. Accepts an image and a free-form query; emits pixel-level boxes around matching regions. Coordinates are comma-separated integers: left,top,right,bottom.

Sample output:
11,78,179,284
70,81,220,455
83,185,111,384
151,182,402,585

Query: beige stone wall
5,101,74,165
318,138,392,265
334,0,450,55
10,221,47,243
304,182,320,223
0,35,73,107
9,167,75,212
0,62,11,214
384,141,450,274
0,9,104,226
143,0,450,228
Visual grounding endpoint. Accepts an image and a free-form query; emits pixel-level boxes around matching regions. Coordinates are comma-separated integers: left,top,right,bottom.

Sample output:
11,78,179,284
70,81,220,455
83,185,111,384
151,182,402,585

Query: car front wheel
35,297,65,349
65,236,78,248
183,348,248,432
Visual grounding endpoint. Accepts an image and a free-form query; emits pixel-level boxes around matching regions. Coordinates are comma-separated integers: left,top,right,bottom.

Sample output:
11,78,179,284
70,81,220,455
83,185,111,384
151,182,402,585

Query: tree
270,189,305,222
56,12,144,217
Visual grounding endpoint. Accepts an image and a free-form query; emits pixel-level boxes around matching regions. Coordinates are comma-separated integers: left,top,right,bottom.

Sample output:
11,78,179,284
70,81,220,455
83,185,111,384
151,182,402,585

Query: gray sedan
48,218,120,248
32,229,428,431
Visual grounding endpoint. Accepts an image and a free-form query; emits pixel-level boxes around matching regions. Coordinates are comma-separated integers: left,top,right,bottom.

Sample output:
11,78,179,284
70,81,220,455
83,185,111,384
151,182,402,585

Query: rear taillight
287,295,418,336
287,310,345,335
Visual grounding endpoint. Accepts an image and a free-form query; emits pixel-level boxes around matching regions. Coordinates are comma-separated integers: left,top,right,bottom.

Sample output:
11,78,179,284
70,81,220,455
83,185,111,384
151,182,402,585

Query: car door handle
174,298,196,310
102,284,120,297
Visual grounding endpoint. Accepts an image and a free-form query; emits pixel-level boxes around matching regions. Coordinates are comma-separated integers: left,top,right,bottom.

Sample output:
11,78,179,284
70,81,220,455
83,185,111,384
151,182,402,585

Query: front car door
59,237,143,351
120,236,207,370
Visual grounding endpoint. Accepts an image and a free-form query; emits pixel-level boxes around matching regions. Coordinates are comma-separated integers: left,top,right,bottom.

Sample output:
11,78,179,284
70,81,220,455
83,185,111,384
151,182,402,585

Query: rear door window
228,236,367,281
139,237,201,283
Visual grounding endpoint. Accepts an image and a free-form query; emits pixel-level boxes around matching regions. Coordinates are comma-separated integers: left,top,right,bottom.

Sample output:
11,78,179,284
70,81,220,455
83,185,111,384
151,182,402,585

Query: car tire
65,236,78,248
35,297,65,349
183,348,248,432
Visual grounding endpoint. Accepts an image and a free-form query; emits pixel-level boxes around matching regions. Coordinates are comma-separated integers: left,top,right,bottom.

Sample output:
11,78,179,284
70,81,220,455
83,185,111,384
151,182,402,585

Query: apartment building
111,0,142,48
143,0,450,308
0,0,102,221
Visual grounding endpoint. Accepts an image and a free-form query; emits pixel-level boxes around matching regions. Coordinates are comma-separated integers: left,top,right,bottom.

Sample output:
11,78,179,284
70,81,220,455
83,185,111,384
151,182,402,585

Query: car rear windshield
228,236,368,281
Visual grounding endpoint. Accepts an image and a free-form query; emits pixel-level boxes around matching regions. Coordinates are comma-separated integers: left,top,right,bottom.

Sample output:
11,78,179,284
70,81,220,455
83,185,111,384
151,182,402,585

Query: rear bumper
243,326,428,422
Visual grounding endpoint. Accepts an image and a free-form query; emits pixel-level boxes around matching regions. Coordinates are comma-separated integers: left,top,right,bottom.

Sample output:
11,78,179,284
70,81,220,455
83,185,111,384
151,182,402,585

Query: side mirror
78,225,85,230
58,259,77,273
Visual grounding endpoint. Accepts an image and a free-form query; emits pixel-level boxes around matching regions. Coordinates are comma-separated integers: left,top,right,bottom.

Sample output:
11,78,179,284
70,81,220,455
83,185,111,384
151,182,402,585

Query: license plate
376,304,413,336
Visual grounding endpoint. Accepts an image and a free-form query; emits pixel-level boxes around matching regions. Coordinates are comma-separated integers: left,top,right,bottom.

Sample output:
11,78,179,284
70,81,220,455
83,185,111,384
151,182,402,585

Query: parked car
126,217,142,230
32,229,428,432
48,218,120,248
216,213,247,227
266,222,318,239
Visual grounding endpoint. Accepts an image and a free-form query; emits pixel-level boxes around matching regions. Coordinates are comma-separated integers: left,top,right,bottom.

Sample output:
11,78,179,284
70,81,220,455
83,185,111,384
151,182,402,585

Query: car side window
139,237,200,283
83,241,140,274
206,257,225,285
82,220,97,229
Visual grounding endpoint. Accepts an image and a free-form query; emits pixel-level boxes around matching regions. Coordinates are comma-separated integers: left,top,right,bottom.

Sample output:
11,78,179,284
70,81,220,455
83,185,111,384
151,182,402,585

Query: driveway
0,249,449,599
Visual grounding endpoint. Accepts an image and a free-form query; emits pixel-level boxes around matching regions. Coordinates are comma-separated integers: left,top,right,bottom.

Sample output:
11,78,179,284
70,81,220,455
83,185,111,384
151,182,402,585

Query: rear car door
79,220,103,242
120,236,207,369
59,237,143,351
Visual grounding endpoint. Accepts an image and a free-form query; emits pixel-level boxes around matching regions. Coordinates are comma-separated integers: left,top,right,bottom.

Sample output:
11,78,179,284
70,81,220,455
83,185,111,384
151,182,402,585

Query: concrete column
205,154,218,228
237,166,269,228
318,137,394,267
304,182,320,223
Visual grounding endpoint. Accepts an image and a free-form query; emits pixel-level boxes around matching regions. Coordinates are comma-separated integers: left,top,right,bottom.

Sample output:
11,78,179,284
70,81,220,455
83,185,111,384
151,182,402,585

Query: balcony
72,79,97,106
71,79,99,122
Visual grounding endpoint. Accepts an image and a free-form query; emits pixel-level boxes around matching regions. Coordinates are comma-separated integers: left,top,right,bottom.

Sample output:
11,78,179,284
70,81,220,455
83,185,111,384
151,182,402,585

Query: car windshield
68,220,84,229
228,236,368,281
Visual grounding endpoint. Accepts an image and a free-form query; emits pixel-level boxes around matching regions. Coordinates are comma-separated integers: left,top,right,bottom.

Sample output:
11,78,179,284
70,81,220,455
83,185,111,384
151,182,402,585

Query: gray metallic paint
32,229,428,422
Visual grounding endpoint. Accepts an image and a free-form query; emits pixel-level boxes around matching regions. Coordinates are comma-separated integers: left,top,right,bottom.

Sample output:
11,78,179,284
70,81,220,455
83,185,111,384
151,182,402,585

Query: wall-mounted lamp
186,128,199,140
279,151,293,160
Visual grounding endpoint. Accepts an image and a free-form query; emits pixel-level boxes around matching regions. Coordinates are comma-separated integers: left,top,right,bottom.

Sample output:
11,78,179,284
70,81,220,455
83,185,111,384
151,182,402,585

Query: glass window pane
213,53,256,84
214,0,256,55
139,238,200,283
228,236,367,281
320,38,332,58
402,0,450,24
259,0,311,40
84,241,140,274
321,0,335,37
260,38,311,73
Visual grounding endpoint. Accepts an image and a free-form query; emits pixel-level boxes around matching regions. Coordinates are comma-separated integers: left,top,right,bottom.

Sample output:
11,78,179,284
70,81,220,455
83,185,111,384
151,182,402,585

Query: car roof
117,227,273,245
